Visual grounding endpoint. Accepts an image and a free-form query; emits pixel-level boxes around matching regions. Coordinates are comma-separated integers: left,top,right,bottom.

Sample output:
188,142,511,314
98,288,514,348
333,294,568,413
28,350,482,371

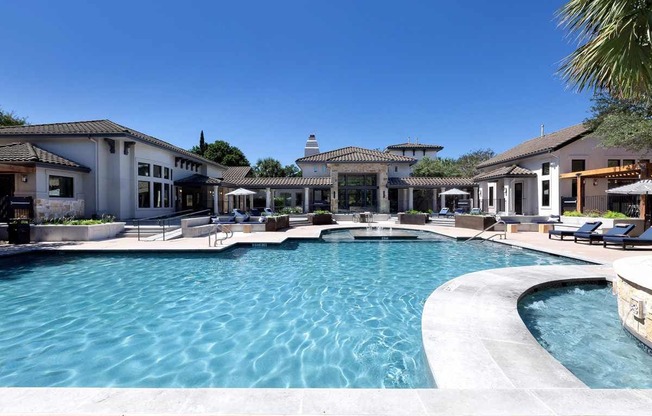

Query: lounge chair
603,226,652,249
574,223,635,245
212,215,236,224
548,221,602,240
233,209,250,223
437,208,452,217
535,215,561,224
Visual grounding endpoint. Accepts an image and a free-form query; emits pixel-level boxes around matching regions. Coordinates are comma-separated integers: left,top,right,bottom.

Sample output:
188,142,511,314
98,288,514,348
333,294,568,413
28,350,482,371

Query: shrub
312,210,331,215
602,210,628,219
405,210,426,215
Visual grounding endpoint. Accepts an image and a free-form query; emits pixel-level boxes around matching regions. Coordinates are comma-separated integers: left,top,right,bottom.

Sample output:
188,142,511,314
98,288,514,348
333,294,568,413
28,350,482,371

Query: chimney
540,124,545,137
304,134,320,157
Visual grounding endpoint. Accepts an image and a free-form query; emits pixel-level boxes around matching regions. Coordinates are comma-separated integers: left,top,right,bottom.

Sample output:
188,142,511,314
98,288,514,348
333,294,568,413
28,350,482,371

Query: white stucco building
0,120,227,221
474,124,650,216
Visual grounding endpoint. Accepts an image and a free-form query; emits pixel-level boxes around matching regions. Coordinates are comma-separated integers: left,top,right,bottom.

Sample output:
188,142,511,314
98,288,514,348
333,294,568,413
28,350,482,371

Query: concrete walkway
2,222,652,415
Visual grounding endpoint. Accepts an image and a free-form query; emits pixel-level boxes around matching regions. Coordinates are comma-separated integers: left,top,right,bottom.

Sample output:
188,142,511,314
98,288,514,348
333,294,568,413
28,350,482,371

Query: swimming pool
519,283,652,388
0,235,583,388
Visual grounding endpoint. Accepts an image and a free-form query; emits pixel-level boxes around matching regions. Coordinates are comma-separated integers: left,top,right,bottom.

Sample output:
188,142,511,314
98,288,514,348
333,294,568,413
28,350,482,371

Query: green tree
283,164,302,177
585,92,652,153
193,140,249,166
0,107,27,126
199,130,207,154
557,0,652,100
456,148,496,177
254,157,285,177
412,157,462,177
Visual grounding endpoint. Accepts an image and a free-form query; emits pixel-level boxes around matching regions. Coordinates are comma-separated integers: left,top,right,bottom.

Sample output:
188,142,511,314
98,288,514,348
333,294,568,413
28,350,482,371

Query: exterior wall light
21,174,28,183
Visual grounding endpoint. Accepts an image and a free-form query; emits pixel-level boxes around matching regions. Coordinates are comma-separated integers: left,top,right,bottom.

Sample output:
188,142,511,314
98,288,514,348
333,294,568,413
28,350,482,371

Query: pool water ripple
0,238,581,388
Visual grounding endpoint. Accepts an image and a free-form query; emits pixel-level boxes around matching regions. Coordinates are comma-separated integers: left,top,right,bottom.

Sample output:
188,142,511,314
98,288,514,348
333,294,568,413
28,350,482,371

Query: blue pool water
0,236,582,388
519,283,652,388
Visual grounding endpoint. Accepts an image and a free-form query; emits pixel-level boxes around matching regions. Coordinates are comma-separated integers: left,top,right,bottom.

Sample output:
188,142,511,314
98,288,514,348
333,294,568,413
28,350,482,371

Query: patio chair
548,221,602,240
233,209,250,223
574,223,635,245
603,226,652,249
437,208,452,217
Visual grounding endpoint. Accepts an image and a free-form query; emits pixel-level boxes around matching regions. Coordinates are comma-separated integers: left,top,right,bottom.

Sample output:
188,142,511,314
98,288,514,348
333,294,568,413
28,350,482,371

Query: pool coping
2,223,652,415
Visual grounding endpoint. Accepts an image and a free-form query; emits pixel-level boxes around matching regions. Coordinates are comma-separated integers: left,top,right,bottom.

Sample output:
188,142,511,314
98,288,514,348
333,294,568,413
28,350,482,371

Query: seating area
574,223,635,245
543,219,652,250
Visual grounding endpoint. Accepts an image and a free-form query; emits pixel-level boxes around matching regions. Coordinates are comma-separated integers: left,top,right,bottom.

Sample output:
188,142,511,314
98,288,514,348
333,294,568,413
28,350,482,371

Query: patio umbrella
439,188,470,210
226,188,256,211
605,180,652,195
438,188,470,195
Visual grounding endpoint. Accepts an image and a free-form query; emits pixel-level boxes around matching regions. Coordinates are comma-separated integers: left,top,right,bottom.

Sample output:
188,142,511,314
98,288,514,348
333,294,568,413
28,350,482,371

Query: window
153,182,163,208
48,176,74,198
623,159,635,166
607,159,620,167
138,162,150,177
164,184,170,207
571,159,585,172
542,180,550,206
488,187,494,207
153,165,162,178
640,159,650,165
138,181,150,208
412,149,416,156
164,167,170,179
394,166,398,173
423,150,426,156
542,162,550,175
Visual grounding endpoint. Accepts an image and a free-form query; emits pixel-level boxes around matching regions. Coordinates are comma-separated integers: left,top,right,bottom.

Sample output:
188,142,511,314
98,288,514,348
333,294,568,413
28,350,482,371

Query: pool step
118,225,181,239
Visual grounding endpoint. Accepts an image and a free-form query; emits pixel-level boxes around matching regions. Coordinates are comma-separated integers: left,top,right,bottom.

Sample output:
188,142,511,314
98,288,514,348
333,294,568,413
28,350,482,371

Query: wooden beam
0,164,35,173
560,164,640,179
576,176,583,213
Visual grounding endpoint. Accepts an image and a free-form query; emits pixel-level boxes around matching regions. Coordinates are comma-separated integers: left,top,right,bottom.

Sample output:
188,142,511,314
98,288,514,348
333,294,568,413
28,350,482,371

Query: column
432,189,437,211
440,187,446,210
473,187,479,208
213,185,219,214
408,187,414,210
249,194,254,211
304,188,310,213
576,175,583,213
265,188,272,209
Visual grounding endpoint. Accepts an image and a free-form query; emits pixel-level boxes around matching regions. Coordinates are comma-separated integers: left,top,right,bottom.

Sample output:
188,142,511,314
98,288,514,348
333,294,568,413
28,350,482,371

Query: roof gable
296,146,415,164
474,165,536,181
476,124,590,169
0,142,90,171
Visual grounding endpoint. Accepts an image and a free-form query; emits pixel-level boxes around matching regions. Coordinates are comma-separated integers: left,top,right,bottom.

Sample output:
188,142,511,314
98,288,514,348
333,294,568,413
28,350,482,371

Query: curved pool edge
422,263,617,390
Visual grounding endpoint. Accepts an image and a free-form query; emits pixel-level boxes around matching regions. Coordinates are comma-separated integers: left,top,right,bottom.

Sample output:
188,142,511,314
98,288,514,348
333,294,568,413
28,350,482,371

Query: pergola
559,162,650,216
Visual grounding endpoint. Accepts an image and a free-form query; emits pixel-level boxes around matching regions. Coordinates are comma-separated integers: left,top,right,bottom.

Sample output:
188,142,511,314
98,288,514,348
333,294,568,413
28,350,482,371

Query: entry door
514,183,523,215
0,174,15,222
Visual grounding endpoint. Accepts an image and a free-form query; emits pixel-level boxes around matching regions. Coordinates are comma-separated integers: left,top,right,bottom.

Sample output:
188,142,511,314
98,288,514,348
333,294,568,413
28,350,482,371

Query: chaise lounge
548,221,602,240
603,226,652,249
574,223,635,245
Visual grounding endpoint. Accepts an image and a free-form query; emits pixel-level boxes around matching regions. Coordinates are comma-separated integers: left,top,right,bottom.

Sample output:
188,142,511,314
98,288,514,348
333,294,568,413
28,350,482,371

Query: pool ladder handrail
464,219,507,242
209,224,234,246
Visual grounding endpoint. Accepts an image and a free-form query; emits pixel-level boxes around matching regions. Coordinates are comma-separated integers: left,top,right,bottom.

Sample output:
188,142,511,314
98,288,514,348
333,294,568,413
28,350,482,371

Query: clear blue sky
0,0,592,166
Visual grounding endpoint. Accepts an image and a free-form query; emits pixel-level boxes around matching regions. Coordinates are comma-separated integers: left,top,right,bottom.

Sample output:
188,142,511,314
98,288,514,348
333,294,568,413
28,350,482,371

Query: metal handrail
136,209,211,241
209,224,234,246
464,220,507,242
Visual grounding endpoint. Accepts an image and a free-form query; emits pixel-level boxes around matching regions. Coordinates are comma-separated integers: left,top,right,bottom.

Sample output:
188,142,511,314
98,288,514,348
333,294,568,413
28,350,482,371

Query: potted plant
265,214,290,231
454,214,497,230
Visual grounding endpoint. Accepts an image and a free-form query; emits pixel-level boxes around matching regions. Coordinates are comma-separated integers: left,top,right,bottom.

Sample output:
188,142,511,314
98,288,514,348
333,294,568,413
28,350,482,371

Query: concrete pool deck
1,221,652,415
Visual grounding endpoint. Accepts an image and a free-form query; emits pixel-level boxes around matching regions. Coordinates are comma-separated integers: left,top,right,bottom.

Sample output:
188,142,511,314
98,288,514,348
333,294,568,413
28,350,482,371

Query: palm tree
558,0,652,100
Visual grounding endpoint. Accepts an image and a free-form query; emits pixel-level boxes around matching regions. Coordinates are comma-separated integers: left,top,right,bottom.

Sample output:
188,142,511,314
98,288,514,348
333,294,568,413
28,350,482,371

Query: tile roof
0,120,226,169
476,124,591,169
296,146,415,164
174,173,222,186
225,176,332,188
387,177,475,188
222,166,253,182
474,165,536,181
0,142,90,171
386,142,443,151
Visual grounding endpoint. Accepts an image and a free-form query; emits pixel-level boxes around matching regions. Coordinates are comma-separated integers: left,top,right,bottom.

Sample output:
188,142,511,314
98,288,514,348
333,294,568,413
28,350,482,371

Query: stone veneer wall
328,162,390,213
614,256,652,349
35,198,85,221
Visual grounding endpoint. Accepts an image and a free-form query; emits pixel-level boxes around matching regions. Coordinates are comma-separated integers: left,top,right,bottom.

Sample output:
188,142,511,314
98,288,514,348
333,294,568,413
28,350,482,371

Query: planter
308,213,333,225
398,213,427,225
265,215,290,231
455,215,496,231
561,216,646,237
0,222,125,242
